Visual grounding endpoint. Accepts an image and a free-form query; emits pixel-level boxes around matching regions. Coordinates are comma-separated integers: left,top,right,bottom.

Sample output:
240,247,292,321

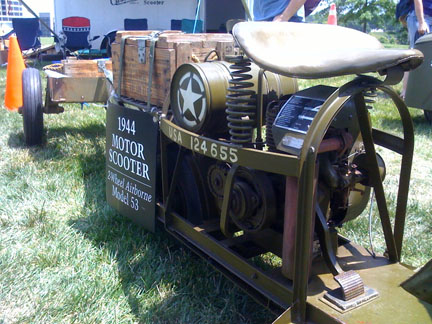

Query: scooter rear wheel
168,149,207,225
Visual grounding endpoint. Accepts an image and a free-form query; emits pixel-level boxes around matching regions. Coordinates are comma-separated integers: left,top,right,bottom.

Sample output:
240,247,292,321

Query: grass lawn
40,37,55,46
0,64,431,323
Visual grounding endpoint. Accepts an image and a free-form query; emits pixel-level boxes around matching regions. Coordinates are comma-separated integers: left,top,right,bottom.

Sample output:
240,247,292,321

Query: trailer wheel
22,68,43,146
424,110,432,125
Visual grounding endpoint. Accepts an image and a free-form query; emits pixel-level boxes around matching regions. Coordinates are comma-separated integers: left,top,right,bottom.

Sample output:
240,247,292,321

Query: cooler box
405,33,432,111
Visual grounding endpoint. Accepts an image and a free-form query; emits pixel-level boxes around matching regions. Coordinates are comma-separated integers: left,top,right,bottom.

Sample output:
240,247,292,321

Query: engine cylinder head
265,100,283,152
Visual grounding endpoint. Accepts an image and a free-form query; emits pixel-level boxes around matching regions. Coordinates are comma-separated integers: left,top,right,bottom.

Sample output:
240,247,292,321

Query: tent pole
17,0,61,40
240,0,253,21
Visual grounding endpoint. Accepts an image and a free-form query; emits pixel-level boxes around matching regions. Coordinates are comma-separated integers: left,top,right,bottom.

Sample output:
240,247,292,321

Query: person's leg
401,11,418,99
406,11,418,48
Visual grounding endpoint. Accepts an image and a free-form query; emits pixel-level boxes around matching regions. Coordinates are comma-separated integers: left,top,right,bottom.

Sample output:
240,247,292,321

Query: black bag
396,0,413,24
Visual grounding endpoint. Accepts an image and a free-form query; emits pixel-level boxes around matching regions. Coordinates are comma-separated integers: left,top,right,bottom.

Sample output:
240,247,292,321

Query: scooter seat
232,22,424,79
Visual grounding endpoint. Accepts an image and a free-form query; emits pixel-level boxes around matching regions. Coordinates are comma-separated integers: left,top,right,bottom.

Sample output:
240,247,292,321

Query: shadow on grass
7,122,106,161
63,132,275,323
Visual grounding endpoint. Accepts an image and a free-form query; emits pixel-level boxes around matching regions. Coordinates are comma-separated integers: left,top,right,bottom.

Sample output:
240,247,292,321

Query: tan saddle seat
232,22,424,79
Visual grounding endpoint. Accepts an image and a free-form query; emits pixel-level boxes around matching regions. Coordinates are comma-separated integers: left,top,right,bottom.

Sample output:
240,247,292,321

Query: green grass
40,37,55,46
0,67,431,323
347,97,432,267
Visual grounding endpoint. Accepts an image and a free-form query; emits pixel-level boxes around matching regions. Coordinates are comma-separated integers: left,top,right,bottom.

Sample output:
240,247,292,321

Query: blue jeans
407,10,432,48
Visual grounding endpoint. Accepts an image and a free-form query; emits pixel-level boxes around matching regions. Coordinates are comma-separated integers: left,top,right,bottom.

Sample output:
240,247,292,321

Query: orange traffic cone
4,35,26,111
327,3,337,25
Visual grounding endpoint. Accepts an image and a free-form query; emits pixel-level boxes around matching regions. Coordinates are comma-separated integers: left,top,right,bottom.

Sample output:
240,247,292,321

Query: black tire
424,110,432,125
22,68,44,146
168,148,207,225
40,53,65,62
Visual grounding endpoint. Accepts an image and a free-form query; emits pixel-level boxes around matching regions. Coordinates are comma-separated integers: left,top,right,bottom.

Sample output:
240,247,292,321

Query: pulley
227,167,276,233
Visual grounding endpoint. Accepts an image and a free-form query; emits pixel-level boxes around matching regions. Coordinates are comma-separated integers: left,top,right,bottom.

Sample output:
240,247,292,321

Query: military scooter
106,22,431,323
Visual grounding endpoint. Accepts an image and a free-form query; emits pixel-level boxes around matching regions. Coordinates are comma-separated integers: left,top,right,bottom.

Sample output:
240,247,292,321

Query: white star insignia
179,74,203,121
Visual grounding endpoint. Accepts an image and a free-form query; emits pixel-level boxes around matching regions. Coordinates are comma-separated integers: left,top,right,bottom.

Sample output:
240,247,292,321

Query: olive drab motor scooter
106,22,432,323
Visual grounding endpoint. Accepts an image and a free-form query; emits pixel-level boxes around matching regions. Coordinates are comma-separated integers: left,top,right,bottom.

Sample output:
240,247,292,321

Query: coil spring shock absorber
225,55,257,145
364,88,377,109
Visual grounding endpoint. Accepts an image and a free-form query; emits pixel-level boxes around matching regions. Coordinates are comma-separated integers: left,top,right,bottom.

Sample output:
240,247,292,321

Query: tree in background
307,0,408,45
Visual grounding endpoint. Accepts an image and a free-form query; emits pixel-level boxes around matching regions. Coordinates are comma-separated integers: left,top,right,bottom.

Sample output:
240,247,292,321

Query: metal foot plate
322,286,379,312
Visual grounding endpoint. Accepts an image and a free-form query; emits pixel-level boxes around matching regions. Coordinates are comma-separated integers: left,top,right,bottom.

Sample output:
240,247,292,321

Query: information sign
106,102,158,231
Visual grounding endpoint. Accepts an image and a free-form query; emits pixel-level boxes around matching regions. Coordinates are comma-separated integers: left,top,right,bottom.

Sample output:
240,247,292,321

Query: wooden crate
112,30,236,107
61,58,113,77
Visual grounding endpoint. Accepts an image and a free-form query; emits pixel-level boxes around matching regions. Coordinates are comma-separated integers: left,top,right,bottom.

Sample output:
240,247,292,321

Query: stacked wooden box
61,58,113,77
111,30,236,107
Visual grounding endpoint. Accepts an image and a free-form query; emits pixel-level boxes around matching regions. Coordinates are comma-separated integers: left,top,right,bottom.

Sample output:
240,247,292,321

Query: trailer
21,58,112,145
